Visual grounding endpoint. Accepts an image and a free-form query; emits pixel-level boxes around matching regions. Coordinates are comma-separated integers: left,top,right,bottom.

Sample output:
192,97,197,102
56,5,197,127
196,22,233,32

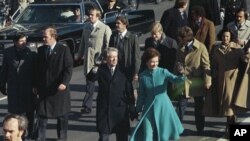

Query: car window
16,5,82,24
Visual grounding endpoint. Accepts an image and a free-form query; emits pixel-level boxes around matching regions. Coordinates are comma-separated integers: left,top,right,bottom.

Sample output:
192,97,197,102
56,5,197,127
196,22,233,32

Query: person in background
227,8,250,47
189,5,216,54
144,22,178,72
73,8,81,22
130,48,184,141
102,0,125,16
143,22,178,100
33,26,73,141
87,47,136,141
2,114,28,141
77,6,112,114
109,16,140,101
175,26,211,135
160,0,188,41
188,0,221,26
207,28,244,138
0,33,36,139
220,0,247,28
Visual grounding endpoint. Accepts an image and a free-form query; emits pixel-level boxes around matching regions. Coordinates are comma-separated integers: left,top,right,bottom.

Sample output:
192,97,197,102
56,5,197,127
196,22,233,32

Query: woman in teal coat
130,48,184,141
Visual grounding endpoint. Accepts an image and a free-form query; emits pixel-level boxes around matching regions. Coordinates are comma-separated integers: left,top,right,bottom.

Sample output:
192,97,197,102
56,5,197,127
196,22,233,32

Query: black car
0,0,155,66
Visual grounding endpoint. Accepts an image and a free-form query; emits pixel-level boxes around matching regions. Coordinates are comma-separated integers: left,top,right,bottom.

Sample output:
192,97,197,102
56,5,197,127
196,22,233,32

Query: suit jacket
109,31,140,80
160,7,188,41
0,46,36,113
175,39,211,97
189,17,216,54
78,20,112,75
35,43,73,117
88,64,134,134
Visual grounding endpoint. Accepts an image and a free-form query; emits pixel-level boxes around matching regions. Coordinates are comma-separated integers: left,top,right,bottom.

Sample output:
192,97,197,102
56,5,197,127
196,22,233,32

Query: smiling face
106,50,118,67
146,56,159,70
222,31,231,45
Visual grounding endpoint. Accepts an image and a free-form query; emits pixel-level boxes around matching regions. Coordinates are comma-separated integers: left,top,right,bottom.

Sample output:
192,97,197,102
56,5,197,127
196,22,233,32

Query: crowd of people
1,0,250,141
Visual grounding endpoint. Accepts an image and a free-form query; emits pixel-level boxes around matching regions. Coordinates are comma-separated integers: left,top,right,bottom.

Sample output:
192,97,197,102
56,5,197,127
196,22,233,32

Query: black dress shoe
81,108,91,114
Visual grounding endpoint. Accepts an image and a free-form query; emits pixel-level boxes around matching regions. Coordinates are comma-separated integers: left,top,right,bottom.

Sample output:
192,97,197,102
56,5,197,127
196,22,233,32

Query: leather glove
92,66,99,73
129,106,138,121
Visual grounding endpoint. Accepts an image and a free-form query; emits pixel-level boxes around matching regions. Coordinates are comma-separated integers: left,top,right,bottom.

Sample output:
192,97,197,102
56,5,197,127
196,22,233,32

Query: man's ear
18,129,25,138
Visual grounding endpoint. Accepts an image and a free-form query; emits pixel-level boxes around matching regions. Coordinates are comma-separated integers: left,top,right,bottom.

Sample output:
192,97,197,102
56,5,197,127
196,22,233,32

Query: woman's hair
217,28,234,41
142,48,161,63
151,22,163,34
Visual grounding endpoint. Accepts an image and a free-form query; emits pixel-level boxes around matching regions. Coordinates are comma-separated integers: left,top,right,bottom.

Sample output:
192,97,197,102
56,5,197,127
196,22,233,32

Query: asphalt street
1,0,250,141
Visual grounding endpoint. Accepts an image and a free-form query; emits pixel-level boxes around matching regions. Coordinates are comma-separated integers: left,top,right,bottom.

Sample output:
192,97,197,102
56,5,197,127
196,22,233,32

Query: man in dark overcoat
33,26,73,141
87,47,135,141
160,0,188,41
0,33,36,139
109,16,140,92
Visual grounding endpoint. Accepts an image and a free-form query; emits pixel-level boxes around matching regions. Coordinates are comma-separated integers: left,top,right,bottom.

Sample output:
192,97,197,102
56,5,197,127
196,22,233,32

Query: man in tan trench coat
175,26,211,135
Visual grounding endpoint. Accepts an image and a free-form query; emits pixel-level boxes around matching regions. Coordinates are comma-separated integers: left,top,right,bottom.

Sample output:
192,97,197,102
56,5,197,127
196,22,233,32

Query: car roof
32,0,89,4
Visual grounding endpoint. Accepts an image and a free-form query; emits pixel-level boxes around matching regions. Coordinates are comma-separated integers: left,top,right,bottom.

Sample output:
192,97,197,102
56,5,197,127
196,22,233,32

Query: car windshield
16,5,82,24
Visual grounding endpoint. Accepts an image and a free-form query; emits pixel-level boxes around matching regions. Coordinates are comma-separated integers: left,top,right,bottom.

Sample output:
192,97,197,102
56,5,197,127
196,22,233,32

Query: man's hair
89,6,102,19
44,26,58,39
151,21,163,34
191,5,206,18
13,33,26,42
174,0,188,8
3,114,28,136
142,48,161,63
116,16,129,27
104,47,118,58
178,26,194,42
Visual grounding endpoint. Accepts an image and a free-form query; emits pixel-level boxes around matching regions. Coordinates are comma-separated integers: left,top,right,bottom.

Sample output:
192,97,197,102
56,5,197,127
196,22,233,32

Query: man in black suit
87,47,135,141
33,26,73,141
160,0,188,41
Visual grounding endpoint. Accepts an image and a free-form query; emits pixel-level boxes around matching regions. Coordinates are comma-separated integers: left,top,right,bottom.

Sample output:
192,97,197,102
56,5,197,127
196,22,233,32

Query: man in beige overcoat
174,26,211,135
77,6,112,114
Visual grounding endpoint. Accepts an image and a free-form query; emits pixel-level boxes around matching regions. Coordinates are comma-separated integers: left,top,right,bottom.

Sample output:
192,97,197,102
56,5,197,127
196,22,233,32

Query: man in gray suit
77,6,112,114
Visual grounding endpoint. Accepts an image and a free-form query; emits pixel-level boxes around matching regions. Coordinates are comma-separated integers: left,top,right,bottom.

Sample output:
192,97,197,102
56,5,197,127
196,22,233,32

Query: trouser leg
26,111,35,138
82,79,95,110
116,131,128,141
98,133,109,141
37,116,48,141
57,114,68,141
177,95,188,122
194,96,205,133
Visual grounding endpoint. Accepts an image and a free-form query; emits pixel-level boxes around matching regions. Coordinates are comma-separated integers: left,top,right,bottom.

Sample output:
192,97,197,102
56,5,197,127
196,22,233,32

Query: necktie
110,67,114,76
116,33,123,49
47,46,52,58
90,24,94,31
